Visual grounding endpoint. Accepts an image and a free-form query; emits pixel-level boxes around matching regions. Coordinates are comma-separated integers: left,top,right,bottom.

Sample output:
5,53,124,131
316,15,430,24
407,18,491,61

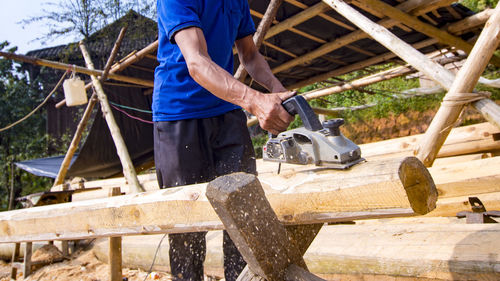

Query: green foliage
0,42,66,210
460,0,499,12
20,0,156,42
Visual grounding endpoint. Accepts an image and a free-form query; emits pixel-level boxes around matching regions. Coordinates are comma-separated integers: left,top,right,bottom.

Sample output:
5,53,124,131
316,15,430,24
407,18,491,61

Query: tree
0,42,56,210
21,0,156,42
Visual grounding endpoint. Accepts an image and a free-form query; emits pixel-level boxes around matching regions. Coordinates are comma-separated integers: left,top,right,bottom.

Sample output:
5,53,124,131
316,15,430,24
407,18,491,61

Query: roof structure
14,0,497,180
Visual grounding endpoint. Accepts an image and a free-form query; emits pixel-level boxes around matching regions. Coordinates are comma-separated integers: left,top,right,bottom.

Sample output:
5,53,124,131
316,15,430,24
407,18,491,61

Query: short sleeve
157,0,202,44
236,0,256,40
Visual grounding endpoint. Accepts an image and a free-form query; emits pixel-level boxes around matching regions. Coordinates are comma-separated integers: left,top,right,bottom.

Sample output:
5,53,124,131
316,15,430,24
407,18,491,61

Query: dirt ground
0,246,174,281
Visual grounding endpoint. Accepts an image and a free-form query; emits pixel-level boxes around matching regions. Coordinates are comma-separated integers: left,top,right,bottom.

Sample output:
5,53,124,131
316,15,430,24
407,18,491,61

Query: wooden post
53,27,128,186
23,242,32,278
206,173,323,281
108,187,122,281
235,0,283,81
416,3,500,166
79,42,145,193
10,243,19,280
8,162,15,211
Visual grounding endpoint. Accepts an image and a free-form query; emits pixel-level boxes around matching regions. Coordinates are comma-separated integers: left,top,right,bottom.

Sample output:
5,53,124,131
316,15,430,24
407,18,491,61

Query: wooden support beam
447,8,494,35
360,122,500,162
23,242,32,278
235,0,283,81
0,51,154,88
284,0,356,31
54,27,127,186
206,173,308,281
323,0,456,90
79,42,145,193
0,157,436,243
109,187,122,281
272,0,451,75
357,0,500,67
265,2,330,40
416,4,500,166
10,243,19,279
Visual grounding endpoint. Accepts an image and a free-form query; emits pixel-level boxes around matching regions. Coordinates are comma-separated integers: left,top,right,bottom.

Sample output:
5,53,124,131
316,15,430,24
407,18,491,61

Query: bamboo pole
53,27,128,186
358,0,500,67
271,0,454,75
247,54,464,126
416,4,500,166
235,0,284,81
0,51,153,88
79,42,145,193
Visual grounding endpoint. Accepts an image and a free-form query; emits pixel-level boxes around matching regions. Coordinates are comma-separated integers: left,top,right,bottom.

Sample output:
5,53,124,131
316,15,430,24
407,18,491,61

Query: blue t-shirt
153,0,256,121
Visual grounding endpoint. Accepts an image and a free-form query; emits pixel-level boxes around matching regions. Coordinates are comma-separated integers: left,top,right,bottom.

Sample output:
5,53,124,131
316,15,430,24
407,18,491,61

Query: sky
0,1,73,54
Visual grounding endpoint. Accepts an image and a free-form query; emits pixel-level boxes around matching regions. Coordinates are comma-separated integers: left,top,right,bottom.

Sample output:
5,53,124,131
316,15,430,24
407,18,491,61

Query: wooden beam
207,173,307,281
0,51,154,88
360,122,500,162
358,0,500,67
265,2,330,39
272,0,452,75
235,0,283,81
0,157,436,243
79,42,145,193
284,0,356,31
247,54,463,126
323,0,456,90
416,4,500,166
447,8,494,35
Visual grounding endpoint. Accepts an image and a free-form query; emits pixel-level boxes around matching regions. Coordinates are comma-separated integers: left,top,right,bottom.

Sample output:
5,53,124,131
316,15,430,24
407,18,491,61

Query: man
153,0,294,280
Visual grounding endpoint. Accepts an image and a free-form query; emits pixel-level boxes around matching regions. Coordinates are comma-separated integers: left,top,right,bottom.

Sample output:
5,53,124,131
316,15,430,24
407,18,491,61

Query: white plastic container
63,76,88,106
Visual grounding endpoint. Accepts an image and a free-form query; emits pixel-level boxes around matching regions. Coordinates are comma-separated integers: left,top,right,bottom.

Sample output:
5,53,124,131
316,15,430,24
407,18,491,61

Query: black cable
143,234,168,281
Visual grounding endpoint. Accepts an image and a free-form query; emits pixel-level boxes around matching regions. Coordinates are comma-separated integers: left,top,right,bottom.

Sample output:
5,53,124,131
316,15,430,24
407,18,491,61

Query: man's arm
174,27,294,135
235,35,286,93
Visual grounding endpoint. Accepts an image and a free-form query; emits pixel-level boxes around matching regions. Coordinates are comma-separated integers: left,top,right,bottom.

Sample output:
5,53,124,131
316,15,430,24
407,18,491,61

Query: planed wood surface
0,157,436,243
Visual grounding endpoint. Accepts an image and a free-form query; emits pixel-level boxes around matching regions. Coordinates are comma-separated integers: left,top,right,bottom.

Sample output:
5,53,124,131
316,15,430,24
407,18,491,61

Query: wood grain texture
0,157,435,243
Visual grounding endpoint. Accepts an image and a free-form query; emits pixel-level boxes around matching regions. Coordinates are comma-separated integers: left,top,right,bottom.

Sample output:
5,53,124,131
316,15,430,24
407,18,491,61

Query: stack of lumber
92,218,500,280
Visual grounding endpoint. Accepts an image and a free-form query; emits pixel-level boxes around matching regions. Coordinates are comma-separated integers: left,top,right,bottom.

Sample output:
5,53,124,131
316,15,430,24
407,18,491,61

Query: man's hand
250,91,296,135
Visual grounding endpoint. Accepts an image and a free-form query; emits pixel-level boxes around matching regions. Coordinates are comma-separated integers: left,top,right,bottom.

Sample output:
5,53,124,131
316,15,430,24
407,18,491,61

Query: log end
399,157,438,215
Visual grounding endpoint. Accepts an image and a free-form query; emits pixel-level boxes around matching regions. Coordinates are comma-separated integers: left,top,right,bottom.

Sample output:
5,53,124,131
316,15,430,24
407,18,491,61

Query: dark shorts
154,109,256,281
154,109,256,188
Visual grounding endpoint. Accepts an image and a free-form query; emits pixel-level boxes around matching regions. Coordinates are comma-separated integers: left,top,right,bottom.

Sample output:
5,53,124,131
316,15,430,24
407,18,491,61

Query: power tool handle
282,95,323,131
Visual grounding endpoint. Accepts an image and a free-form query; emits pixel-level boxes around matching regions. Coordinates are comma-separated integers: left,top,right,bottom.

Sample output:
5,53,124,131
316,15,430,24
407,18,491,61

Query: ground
0,247,174,281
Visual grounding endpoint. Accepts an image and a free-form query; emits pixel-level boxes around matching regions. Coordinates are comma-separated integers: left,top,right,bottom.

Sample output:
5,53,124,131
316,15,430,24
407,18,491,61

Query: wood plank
0,157,436,243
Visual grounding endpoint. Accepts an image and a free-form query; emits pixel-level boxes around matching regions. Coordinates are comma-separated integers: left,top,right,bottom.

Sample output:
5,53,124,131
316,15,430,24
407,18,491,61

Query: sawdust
0,249,173,281
31,244,64,264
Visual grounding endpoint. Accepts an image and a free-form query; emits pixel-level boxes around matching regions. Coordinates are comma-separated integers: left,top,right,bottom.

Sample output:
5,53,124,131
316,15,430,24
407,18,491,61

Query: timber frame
1,0,500,280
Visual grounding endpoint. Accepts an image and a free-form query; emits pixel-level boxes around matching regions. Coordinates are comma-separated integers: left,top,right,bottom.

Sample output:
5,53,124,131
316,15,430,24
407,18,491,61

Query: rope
441,91,491,107
109,101,152,114
110,104,154,124
0,70,69,132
